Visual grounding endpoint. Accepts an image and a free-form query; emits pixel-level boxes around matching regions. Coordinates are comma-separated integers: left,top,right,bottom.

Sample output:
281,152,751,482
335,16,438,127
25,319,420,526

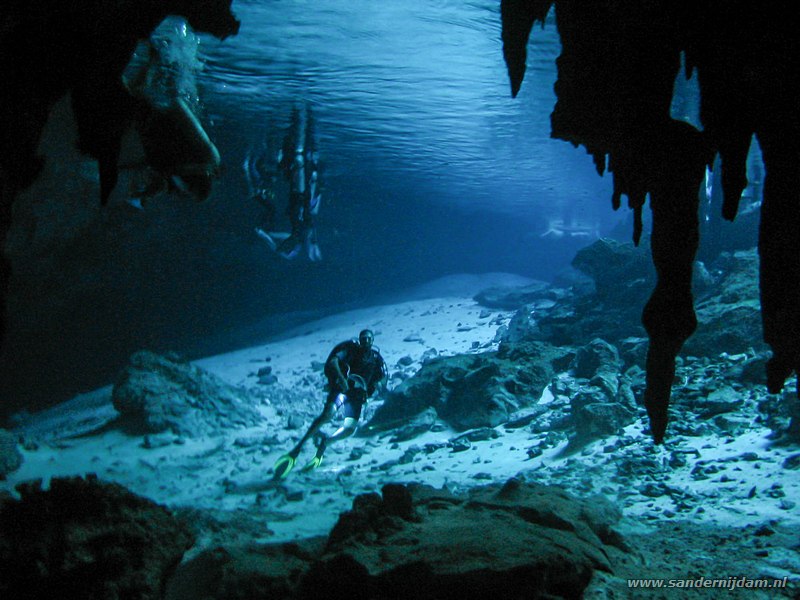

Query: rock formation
501,1,799,442
367,341,570,432
0,428,23,479
112,350,263,437
0,475,194,599
164,479,623,599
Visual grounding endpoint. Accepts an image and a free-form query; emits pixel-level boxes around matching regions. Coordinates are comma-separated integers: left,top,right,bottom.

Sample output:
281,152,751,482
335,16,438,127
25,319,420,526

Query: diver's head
358,329,374,351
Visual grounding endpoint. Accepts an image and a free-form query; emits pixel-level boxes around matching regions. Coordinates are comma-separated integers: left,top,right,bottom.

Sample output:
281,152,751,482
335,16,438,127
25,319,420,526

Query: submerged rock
686,250,763,357
0,475,193,599
512,242,766,368
0,429,23,479
386,407,438,442
167,479,622,599
112,350,262,437
571,338,621,380
473,280,551,310
368,342,570,433
572,401,635,444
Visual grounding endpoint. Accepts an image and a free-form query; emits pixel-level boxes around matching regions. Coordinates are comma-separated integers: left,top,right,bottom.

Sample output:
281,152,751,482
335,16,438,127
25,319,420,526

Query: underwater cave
1,1,798,598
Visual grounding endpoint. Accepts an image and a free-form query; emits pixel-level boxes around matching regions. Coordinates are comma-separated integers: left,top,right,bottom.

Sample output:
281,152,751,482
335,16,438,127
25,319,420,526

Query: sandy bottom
4,272,799,595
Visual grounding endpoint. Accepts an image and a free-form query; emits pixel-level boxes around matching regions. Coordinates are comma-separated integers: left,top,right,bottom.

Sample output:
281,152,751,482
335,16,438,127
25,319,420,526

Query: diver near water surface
250,104,322,261
273,329,387,479
123,20,221,207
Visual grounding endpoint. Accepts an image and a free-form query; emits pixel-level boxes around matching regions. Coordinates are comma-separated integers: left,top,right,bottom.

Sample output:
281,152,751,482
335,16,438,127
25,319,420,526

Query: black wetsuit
324,340,386,418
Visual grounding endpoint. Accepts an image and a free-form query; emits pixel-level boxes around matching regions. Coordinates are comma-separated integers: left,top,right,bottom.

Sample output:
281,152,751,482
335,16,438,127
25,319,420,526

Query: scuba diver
273,329,388,479
123,19,221,207
243,138,279,231
252,104,322,261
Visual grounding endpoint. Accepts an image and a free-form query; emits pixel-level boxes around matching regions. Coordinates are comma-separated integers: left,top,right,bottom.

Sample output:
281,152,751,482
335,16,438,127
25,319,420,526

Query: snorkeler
272,329,387,479
253,104,322,261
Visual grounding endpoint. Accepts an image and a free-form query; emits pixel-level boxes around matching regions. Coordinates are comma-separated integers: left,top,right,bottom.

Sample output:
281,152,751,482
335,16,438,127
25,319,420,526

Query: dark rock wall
502,0,799,442
0,475,194,599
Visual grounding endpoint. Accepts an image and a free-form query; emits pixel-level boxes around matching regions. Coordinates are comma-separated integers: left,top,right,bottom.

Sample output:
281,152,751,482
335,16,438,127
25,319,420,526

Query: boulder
509,241,765,366
571,338,621,380
389,408,439,442
683,250,765,357
167,479,623,599
112,350,262,437
571,401,636,444
308,479,620,598
0,475,193,599
758,389,800,443
0,429,23,479
473,280,551,310
368,342,570,432
693,386,744,418
571,237,655,308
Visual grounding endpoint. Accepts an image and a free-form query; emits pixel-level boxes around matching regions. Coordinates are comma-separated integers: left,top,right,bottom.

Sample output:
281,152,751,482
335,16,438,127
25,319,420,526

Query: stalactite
641,121,709,443
501,0,799,442
500,0,555,98
758,130,800,398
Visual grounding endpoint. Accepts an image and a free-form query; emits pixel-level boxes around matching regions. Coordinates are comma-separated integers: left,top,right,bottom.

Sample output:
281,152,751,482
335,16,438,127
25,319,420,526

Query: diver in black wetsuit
253,104,322,261
273,329,387,478
244,143,278,230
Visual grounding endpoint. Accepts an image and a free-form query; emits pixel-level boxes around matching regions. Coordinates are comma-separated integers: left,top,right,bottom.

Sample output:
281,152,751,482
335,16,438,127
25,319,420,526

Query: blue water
198,0,617,264
2,1,624,411
203,1,605,209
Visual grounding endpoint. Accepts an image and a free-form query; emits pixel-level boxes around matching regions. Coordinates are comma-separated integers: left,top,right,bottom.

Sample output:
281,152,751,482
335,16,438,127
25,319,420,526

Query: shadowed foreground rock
0,428,23,478
0,475,194,600
166,479,623,600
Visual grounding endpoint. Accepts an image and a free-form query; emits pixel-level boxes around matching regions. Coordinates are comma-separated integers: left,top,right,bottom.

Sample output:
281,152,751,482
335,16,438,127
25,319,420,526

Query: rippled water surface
198,0,615,228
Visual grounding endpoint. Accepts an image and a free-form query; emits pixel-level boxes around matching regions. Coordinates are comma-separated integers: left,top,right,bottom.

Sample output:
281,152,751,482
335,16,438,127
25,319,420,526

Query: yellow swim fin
300,454,323,473
272,453,296,480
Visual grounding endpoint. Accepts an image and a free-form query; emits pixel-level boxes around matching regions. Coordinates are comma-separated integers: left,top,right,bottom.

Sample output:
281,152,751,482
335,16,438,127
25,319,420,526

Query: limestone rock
0,475,194,599
685,250,764,357
388,408,439,442
112,350,262,437
368,342,570,432
572,401,635,444
307,480,618,598
0,429,23,479
571,237,655,308
571,338,621,380
168,480,622,599
473,280,551,310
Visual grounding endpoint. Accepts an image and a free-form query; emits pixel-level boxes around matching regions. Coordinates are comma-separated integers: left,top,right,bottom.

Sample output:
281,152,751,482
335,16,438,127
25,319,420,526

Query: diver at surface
122,19,221,207
273,329,387,478
253,104,322,261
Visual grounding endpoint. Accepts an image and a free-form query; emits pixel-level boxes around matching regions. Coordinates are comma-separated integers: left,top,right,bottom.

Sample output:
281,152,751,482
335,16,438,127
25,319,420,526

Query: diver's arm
367,355,389,398
327,355,349,390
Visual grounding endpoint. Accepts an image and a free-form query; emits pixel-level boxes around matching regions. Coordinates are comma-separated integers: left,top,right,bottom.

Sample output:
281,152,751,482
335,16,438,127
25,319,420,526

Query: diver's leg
306,416,356,470
326,417,358,443
304,225,322,262
287,401,334,458
287,191,304,234
255,229,291,252
318,398,362,448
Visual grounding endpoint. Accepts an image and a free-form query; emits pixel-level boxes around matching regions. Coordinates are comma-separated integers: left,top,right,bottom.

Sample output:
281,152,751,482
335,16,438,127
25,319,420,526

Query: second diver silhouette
248,105,322,261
